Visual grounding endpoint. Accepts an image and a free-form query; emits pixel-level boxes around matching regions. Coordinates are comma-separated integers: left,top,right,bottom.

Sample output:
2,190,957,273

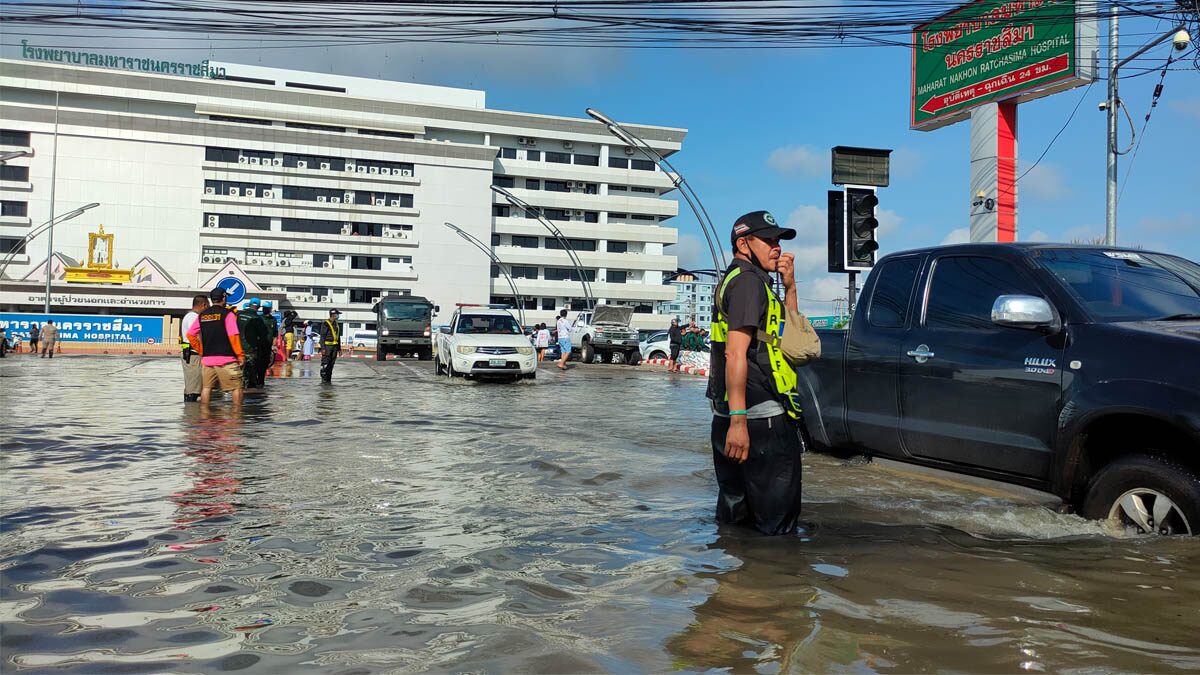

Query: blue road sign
216,276,247,305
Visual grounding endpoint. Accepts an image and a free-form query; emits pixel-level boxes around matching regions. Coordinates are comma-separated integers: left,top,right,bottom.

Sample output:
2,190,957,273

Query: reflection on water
2,357,1198,673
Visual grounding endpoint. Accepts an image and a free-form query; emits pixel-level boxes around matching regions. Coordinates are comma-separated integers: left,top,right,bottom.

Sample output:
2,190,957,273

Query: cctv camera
1173,29,1191,52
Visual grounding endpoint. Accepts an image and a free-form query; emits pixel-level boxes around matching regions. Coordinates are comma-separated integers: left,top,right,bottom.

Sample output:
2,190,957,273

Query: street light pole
586,108,726,273
0,203,100,279
44,91,60,314
443,221,527,327
490,185,595,311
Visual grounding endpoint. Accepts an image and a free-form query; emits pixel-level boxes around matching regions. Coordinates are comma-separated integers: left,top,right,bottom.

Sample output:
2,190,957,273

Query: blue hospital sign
0,313,164,343
216,276,247,305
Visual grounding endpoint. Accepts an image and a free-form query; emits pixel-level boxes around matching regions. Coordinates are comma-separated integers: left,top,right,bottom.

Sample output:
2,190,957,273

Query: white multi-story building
660,275,716,328
0,57,684,331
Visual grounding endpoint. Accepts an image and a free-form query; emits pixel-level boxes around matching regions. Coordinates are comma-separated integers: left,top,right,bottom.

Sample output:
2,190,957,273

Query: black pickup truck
796,244,1200,535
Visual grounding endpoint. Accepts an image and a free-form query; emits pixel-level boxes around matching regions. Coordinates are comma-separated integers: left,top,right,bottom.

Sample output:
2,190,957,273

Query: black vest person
707,210,804,536
317,309,343,383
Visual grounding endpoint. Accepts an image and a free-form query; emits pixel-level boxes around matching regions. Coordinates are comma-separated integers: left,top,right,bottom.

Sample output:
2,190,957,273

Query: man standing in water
707,211,804,535
555,309,572,371
188,287,245,406
180,294,209,402
39,320,58,358
317,308,343,383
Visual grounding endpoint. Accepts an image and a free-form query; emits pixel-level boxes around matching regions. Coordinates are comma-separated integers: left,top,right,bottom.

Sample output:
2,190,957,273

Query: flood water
2,355,1199,673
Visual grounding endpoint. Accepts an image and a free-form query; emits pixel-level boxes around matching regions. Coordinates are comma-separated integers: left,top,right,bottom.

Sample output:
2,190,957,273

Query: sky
5,6,1198,315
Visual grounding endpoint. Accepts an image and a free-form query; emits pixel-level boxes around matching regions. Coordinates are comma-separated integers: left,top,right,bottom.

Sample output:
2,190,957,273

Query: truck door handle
906,344,935,363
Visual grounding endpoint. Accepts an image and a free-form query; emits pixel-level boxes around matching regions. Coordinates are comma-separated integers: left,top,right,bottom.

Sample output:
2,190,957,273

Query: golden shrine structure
63,224,133,284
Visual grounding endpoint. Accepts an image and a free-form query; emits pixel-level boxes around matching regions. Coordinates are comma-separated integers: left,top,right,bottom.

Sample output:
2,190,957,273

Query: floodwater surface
2,356,1198,673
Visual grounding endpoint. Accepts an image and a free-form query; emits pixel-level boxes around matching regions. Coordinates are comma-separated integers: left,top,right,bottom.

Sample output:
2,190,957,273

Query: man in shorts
555,309,573,371
187,287,246,406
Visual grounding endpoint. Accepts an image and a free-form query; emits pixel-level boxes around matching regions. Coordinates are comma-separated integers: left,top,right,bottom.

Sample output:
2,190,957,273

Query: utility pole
1105,7,1119,246
44,91,60,314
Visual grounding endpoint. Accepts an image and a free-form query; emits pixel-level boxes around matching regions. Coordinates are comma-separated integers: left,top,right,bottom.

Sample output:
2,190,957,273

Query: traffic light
845,187,879,271
827,190,846,274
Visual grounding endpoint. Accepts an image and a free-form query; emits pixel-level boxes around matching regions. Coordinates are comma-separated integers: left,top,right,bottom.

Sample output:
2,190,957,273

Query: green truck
372,295,439,361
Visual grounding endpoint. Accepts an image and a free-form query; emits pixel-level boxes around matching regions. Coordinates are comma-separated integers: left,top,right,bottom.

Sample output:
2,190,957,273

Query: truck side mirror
434,305,441,315
991,295,1060,333
440,326,451,335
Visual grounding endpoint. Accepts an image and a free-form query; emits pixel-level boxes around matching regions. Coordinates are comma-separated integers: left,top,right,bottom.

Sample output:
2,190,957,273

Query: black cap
329,309,342,316
208,287,226,301
731,210,796,247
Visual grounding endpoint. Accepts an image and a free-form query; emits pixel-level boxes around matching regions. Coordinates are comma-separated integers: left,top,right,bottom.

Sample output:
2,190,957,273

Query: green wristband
728,410,747,416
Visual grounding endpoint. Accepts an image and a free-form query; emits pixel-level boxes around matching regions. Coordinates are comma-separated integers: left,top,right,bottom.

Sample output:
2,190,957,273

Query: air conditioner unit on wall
331,197,341,204
249,258,260,265
319,296,330,303
320,162,331,171
204,187,215,195
341,225,352,235
317,196,327,202
374,199,385,206
345,162,356,171
400,169,412,177
262,189,274,199
390,200,400,207
370,166,380,174
297,160,308,169
322,261,333,268
202,255,213,263
229,187,240,196
206,215,219,227
357,166,367,173
249,157,261,165
238,156,248,164
272,158,282,166
344,192,354,202
246,188,256,198
380,168,391,176
624,146,636,155
371,296,381,305
563,141,574,150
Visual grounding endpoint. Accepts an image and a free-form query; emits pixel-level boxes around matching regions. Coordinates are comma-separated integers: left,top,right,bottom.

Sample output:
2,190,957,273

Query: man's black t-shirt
668,324,682,345
706,259,779,410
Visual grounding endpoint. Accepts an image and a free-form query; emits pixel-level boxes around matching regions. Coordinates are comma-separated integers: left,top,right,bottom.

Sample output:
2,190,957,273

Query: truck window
1038,250,1200,322
381,302,428,320
925,256,1040,329
869,257,922,328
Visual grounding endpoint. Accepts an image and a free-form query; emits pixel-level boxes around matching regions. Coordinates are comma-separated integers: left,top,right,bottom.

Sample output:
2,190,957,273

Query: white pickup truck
434,306,537,381
571,305,642,365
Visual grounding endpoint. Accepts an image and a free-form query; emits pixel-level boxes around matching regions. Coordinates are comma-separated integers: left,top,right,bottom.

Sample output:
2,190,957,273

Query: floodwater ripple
2,356,1198,673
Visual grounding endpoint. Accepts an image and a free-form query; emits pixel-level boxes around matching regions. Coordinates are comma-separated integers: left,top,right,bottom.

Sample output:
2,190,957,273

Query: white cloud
941,227,971,245
766,145,826,178
1023,230,1051,242
1168,98,1200,120
1020,163,1071,202
668,232,709,271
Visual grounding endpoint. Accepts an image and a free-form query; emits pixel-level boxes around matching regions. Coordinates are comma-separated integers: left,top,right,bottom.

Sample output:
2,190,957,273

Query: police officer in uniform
258,300,277,380
317,309,343,383
707,210,804,536
236,298,269,391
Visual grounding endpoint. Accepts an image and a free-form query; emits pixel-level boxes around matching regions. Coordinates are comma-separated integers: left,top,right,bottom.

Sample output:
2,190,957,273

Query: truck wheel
1082,454,1200,535
581,341,595,364
433,353,443,375
625,349,641,365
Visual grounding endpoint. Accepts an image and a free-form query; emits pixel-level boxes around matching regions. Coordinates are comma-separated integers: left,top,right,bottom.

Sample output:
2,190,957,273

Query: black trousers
710,414,805,535
320,348,338,382
242,357,262,389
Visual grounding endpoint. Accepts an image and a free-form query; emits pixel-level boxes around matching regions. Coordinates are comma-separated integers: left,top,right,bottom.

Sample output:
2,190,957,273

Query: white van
350,329,378,349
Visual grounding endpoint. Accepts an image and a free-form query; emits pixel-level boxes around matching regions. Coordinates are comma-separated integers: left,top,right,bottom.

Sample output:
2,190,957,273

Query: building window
204,146,241,163
631,159,656,171
631,186,656,194
282,218,340,235
285,121,346,133
609,157,629,169
0,129,31,146
609,185,627,192
209,114,273,126
542,298,557,310
584,212,599,224
606,270,628,284
493,176,515,188
511,235,539,248
351,256,382,270
545,151,571,164
0,237,27,254
526,150,541,161
491,264,500,279
285,81,347,93
491,233,501,246
205,212,270,230
631,214,657,221
1,201,29,217
312,254,330,268
545,238,597,252
499,147,517,159
350,288,383,304
542,209,571,222
608,240,628,253
0,166,29,182
525,179,541,190
493,205,511,218
570,298,589,311
358,128,414,139
545,267,597,282
511,265,538,279
544,180,569,193
574,154,599,166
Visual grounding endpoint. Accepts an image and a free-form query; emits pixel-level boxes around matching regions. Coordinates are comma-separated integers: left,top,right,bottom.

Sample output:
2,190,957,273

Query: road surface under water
2,356,1198,673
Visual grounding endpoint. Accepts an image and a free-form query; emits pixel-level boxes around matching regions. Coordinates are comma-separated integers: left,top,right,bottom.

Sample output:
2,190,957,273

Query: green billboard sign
911,0,1096,131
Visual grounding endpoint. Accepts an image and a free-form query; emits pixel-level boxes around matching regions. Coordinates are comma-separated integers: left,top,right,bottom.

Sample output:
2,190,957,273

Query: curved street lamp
0,202,100,281
443,221,526,327
586,108,726,273
490,184,595,311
